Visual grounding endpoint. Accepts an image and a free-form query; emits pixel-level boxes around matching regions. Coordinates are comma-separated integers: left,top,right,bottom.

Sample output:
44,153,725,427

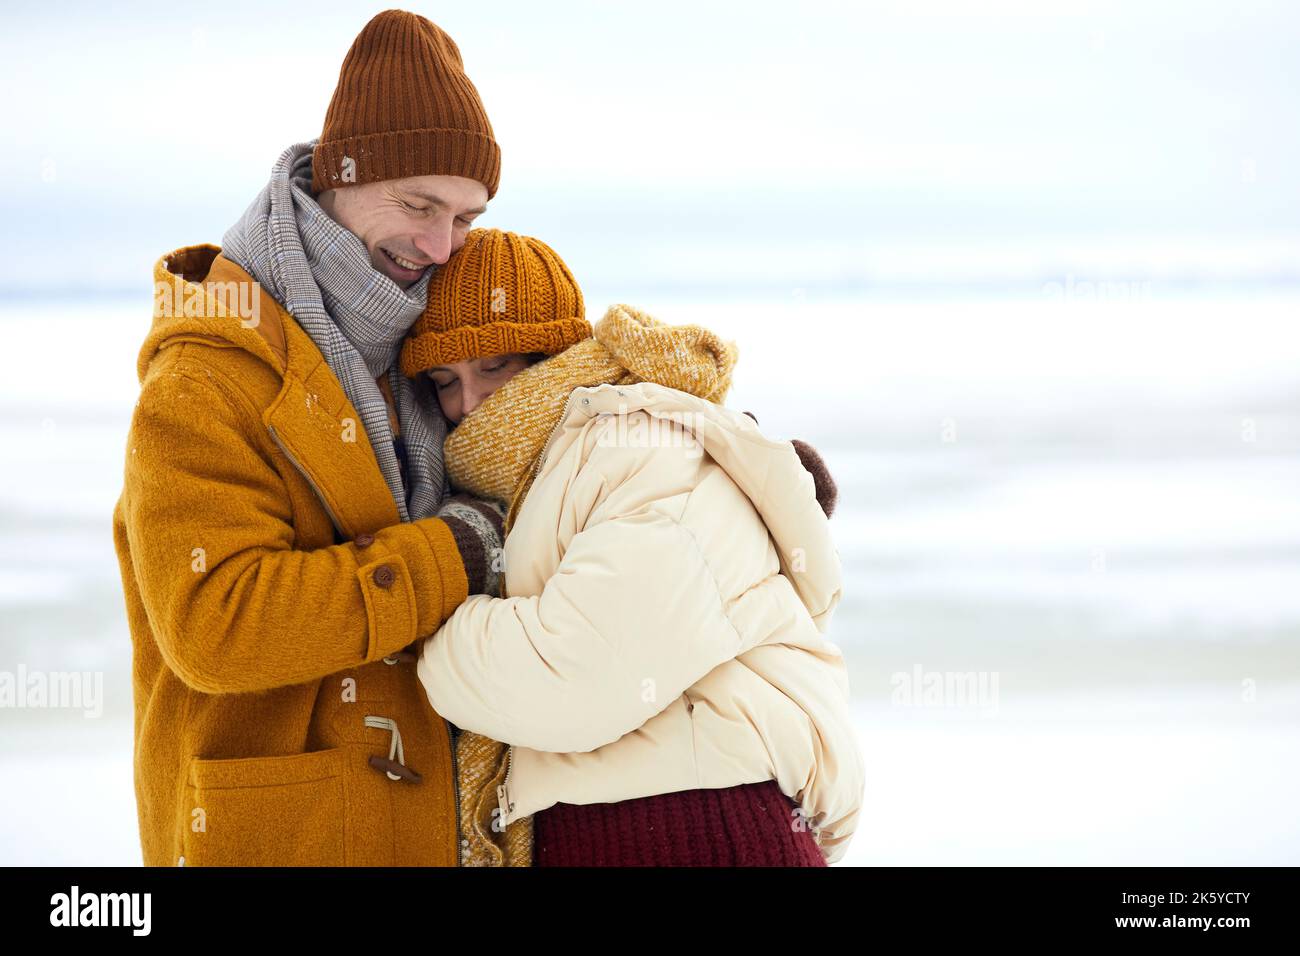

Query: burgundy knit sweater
532,780,827,867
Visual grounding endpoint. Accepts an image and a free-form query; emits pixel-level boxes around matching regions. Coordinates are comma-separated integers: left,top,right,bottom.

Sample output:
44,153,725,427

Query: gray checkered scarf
222,141,450,522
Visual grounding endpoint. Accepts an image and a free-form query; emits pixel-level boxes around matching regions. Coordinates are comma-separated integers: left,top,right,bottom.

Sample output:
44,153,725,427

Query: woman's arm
416,504,752,753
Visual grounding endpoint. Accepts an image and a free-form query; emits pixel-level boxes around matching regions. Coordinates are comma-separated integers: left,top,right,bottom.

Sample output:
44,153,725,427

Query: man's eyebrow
404,188,487,215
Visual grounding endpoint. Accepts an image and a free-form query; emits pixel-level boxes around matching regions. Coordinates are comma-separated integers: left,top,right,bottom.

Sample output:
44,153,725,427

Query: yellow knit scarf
443,302,738,866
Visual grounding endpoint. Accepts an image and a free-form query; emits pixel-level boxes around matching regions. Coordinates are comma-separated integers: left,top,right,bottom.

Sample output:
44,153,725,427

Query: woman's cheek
436,390,460,425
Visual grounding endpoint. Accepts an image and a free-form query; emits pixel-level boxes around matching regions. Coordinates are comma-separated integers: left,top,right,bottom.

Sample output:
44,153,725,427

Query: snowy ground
1,288,1298,866
840,686,1300,866
4,686,1298,867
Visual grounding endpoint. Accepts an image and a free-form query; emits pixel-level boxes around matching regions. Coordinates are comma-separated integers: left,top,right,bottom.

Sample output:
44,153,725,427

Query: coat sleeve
119,362,469,695
416,505,750,753
685,646,864,865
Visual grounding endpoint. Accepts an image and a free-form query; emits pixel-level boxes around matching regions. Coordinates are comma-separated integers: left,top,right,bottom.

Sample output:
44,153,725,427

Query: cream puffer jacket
416,380,864,863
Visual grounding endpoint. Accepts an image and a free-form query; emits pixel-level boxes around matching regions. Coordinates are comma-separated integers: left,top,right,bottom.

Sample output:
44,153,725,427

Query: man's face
317,174,489,288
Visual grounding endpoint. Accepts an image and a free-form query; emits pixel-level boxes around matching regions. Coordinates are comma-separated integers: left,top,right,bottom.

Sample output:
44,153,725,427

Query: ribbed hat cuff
400,316,593,377
311,128,501,198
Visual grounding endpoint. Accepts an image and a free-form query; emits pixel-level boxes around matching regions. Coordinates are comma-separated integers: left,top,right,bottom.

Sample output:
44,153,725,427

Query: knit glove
742,411,838,519
436,492,506,596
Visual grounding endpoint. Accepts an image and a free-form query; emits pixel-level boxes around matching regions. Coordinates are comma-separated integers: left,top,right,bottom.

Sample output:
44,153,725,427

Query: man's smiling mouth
381,248,429,272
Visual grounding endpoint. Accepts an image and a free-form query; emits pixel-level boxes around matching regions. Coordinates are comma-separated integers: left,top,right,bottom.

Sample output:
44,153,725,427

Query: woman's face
426,353,539,424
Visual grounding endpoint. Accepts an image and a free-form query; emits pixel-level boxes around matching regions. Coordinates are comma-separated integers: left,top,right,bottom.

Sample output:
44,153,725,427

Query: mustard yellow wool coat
113,245,469,866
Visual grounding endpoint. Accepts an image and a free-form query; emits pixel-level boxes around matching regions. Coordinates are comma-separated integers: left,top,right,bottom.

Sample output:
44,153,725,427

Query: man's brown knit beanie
311,9,501,198
401,228,592,376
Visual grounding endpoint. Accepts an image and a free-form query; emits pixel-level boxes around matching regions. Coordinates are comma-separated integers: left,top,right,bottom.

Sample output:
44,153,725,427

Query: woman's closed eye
427,356,521,395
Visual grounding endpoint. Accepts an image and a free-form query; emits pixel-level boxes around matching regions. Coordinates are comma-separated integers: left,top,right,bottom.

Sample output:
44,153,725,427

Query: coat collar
146,244,402,536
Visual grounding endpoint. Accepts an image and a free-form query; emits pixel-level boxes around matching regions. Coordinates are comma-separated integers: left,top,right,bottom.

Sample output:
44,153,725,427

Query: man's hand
437,492,507,596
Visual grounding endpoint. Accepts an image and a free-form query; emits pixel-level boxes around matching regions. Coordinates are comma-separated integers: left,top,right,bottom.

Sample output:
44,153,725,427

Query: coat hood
537,380,843,629
142,244,288,383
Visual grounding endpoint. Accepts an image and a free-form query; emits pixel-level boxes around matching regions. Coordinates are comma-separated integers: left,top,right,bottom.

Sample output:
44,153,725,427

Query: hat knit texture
311,9,501,198
401,228,592,376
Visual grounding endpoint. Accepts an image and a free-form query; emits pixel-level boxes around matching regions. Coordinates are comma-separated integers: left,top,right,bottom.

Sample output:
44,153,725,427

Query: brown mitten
742,411,837,519
437,492,506,596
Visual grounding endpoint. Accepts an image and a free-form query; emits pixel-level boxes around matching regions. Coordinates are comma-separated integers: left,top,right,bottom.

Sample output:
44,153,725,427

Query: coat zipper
446,718,463,866
497,385,594,827
496,745,514,831
526,387,587,489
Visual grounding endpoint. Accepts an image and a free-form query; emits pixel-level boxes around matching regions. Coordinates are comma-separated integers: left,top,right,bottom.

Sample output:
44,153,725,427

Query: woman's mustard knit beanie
401,228,593,376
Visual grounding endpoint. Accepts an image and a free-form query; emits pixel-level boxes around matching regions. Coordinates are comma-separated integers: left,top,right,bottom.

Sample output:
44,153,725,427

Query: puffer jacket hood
632,384,844,629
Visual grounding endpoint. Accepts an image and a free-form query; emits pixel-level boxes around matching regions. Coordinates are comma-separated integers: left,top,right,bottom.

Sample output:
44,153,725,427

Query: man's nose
411,222,454,265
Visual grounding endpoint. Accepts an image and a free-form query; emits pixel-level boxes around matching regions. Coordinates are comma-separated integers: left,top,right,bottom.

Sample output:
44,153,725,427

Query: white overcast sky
1,0,1297,290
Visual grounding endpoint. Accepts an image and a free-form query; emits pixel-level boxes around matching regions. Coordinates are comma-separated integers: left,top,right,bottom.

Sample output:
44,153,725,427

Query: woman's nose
462,382,489,418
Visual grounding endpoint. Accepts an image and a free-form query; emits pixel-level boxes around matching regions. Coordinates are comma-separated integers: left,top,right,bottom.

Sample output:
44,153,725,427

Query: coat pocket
180,748,347,866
